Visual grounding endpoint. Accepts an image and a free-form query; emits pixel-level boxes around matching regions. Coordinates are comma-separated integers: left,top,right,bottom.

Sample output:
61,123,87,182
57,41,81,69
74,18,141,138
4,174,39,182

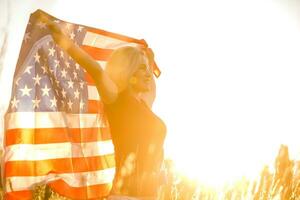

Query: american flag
3,10,160,199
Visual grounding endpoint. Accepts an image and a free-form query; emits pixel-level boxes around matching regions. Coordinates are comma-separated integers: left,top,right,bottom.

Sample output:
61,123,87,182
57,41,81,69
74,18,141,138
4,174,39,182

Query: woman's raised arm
34,10,118,104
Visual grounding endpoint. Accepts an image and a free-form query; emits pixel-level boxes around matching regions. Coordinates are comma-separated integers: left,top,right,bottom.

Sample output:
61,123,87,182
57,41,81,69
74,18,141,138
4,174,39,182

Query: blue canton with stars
9,18,90,114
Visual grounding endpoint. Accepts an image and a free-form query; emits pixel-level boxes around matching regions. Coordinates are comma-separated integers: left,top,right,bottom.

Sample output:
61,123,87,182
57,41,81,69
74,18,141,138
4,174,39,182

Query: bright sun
154,0,300,188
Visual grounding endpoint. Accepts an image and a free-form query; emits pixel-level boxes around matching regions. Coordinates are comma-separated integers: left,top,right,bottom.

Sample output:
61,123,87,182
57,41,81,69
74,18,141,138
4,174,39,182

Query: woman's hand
32,9,52,26
32,10,65,46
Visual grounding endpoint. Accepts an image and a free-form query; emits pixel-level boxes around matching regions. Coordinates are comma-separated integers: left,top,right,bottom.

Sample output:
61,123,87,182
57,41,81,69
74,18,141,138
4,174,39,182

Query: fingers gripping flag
3,10,160,199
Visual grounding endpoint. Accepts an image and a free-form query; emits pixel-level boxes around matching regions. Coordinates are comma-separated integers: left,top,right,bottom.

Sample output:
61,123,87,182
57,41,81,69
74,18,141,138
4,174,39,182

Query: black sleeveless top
104,91,166,196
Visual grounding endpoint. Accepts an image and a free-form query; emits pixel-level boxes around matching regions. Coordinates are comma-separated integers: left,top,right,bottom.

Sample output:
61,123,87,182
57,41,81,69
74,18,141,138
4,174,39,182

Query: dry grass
12,168,297,200
1,149,299,200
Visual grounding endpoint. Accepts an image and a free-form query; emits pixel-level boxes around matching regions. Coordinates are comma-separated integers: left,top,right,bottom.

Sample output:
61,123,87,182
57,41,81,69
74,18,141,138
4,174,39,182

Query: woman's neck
123,87,153,108
123,87,142,101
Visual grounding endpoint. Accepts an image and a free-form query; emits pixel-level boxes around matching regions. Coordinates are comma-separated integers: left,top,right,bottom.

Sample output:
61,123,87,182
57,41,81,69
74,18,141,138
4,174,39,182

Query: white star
79,81,85,89
41,84,51,96
67,99,73,110
79,99,85,110
24,32,31,43
49,47,56,56
32,97,41,109
61,69,67,78
41,65,48,74
19,85,32,97
73,71,78,79
24,66,33,74
67,79,74,88
32,74,42,85
74,89,80,99
34,52,40,63
37,21,46,29
77,26,83,32
15,77,21,86
10,96,19,109
54,59,60,68
50,96,57,108
70,32,75,40
61,89,67,98
65,61,70,68
75,63,80,70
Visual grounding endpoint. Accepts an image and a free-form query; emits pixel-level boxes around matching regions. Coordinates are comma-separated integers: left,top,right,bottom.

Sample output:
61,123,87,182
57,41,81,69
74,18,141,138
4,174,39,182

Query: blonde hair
105,46,146,92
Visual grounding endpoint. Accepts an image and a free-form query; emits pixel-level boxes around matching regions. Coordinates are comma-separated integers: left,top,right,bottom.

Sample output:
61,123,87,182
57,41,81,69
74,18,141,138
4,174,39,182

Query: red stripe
81,45,113,61
5,154,115,177
5,127,111,146
81,45,161,80
86,73,95,85
49,179,111,199
87,100,104,114
5,190,32,200
87,27,147,46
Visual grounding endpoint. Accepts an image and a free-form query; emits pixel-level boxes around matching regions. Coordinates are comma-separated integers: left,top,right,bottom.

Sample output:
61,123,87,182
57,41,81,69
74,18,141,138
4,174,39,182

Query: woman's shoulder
103,91,134,110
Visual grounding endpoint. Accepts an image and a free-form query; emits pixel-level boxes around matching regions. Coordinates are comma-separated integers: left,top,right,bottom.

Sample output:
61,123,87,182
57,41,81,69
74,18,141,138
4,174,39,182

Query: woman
37,11,166,199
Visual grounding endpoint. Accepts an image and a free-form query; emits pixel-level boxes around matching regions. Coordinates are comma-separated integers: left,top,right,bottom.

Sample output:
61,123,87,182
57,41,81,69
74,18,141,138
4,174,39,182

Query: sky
1,0,300,186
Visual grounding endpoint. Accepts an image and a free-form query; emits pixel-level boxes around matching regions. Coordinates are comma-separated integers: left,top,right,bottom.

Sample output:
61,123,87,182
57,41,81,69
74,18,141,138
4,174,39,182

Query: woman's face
131,56,153,93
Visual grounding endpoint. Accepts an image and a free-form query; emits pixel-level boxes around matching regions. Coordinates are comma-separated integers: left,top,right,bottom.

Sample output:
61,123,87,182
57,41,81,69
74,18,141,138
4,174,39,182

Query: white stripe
5,112,107,129
88,85,100,100
82,31,140,49
4,140,114,161
6,168,115,192
97,60,107,69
